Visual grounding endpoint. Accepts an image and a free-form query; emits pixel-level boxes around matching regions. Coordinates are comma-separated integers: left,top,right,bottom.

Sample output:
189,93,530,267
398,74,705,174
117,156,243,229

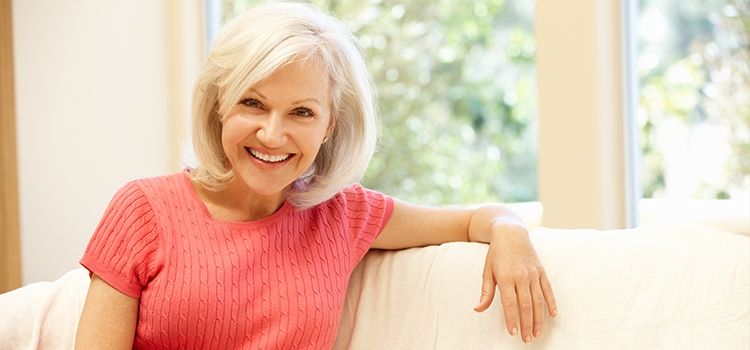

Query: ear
325,112,337,139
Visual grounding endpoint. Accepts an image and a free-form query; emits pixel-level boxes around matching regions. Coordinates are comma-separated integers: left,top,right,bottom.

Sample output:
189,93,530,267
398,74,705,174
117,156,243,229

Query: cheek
220,119,248,155
299,128,326,154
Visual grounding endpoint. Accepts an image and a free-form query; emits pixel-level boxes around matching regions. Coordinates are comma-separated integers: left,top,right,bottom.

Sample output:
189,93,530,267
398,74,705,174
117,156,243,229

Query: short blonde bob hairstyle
187,2,378,208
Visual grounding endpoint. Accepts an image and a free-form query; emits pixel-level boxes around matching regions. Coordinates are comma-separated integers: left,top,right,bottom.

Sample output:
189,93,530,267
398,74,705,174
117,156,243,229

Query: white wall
12,1,198,284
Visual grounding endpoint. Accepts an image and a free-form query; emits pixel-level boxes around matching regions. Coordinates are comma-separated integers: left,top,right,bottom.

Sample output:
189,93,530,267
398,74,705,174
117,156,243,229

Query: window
220,0,538,206
637,0,749,201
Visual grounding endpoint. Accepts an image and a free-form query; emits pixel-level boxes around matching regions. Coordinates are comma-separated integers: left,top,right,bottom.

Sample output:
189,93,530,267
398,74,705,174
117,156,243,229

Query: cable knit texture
80,171,393,349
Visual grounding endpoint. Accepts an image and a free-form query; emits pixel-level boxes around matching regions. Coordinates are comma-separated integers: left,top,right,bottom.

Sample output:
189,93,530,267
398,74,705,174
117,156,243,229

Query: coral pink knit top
80,171,393,349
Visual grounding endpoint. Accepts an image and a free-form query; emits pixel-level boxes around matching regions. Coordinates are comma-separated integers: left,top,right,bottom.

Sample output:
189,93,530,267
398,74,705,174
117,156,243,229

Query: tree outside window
638,0,749,200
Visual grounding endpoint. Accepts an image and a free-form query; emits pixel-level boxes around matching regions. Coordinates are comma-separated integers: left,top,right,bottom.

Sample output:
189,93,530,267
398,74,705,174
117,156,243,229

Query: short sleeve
80,181,163,298
338,184,394,261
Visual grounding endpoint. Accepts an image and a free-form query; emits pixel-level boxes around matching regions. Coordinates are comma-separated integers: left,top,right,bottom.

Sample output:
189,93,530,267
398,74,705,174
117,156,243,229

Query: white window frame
536,0,639,230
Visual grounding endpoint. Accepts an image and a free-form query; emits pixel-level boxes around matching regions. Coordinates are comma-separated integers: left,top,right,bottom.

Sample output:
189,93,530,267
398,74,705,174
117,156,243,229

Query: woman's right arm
75,273,139,350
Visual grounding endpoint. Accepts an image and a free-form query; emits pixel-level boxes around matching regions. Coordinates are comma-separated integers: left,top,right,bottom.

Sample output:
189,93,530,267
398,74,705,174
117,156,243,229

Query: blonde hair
186,2,377,208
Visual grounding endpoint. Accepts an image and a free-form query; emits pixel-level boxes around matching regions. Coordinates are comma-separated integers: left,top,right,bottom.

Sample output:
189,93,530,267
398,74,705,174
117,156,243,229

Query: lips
246,147,293,163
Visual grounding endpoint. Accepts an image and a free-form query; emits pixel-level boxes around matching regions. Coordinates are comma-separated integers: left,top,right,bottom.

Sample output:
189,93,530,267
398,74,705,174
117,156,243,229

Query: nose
256,112,288,148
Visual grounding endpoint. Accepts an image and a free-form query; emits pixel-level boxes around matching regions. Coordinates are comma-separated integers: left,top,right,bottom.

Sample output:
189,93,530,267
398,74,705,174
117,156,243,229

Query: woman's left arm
372,199,557,344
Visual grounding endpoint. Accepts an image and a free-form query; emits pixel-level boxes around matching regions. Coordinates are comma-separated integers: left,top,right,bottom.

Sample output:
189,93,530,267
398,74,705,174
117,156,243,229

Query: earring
322,137,329,144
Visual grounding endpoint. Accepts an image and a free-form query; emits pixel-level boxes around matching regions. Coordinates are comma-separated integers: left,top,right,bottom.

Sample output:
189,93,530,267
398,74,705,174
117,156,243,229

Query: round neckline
180,170,296,230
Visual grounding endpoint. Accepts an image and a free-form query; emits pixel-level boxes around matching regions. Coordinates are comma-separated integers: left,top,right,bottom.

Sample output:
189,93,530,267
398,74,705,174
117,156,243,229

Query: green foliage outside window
638,0,749,199
223,0,538,205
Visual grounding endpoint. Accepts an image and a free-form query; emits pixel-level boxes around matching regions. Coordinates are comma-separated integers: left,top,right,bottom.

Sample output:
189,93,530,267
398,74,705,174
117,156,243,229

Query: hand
473,225,557,343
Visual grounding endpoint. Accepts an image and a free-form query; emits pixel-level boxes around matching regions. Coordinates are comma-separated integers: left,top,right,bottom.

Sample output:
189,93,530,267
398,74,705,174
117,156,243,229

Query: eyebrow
248,89,324,106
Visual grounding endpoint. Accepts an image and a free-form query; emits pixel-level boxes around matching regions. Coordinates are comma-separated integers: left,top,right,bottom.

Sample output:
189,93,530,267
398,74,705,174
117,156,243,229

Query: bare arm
371,198,474,249
371,198,528,250
372,199,557,344
75,273,139,350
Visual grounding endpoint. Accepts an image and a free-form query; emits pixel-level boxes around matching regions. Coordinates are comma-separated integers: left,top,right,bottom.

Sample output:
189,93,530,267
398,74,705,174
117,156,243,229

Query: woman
75,3,556,349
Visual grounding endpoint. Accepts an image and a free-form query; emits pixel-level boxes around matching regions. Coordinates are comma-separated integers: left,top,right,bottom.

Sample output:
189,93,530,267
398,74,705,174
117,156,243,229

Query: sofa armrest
0,268,89,350
334,222,750,349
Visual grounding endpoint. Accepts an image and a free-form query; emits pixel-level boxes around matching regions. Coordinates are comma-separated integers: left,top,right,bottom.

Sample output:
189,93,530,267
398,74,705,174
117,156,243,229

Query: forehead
250,60,331,104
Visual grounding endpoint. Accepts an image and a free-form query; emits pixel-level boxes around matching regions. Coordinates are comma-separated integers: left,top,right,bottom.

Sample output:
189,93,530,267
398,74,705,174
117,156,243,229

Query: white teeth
248,148,291,163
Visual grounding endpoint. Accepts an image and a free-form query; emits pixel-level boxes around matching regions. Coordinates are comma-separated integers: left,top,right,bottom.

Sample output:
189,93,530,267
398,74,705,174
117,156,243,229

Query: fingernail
511,327,518,336
552,309,558,317
535,330,541,338
524,335,532,343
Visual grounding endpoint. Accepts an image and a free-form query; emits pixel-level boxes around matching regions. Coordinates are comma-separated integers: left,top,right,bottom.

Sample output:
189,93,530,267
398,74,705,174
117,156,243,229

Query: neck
193,178,289,222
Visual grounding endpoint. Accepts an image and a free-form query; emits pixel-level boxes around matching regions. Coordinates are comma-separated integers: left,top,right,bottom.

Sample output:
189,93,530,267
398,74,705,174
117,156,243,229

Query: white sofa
2,216,748,349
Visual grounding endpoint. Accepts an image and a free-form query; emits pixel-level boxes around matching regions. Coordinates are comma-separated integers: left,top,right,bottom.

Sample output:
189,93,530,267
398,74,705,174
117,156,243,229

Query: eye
292,108,315,117
240,98,262,109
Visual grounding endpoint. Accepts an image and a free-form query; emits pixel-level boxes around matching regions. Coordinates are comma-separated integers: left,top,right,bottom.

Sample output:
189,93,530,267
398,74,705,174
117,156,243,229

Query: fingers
530,278,546,339
498,281,519,337
496,269,555,344
474,266,497,313
541,271,558,317
516,281,534,343
475,238,556,344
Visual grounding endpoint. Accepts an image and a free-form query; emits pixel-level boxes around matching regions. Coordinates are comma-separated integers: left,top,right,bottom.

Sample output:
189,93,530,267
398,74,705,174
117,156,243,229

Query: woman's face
221,60,334,200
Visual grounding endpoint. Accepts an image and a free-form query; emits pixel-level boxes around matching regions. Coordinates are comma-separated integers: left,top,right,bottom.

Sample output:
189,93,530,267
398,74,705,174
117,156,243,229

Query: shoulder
104,180,151,216
336,183,391,207
129,171,189,195
100,171,190,227
321,183,394,227
121,171,192,209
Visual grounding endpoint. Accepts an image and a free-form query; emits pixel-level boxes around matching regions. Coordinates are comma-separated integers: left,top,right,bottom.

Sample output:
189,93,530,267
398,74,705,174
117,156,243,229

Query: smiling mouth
247,147,293,163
